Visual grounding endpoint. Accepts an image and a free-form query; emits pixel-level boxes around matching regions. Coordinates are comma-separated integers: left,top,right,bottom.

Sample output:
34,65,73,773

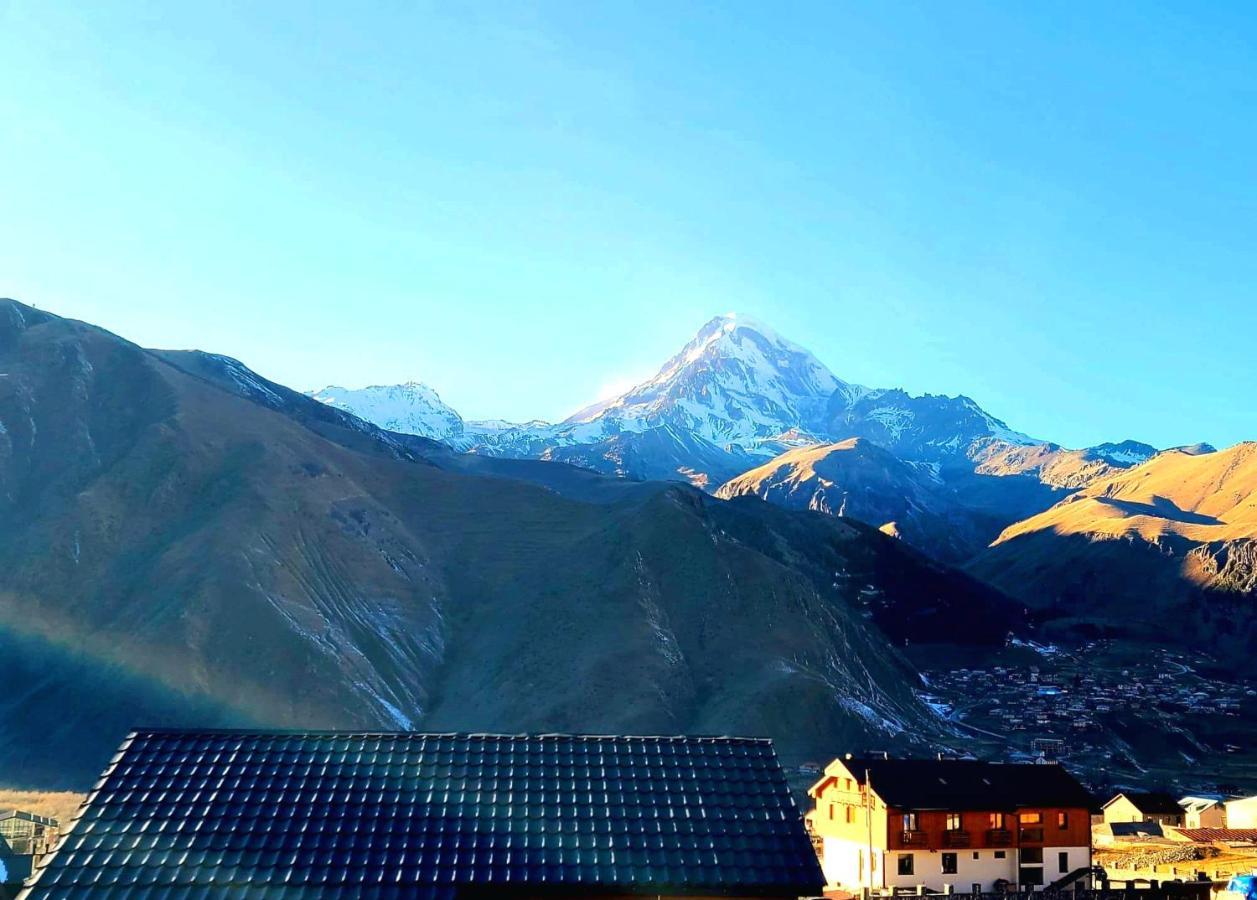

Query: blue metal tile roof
23,731,822,899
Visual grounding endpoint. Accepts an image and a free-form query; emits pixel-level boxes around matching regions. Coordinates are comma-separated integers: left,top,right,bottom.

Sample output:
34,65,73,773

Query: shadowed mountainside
714,438,989,563
0,299,1023,787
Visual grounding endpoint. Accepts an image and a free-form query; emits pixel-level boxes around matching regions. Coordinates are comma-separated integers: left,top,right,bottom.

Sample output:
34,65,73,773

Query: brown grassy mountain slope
968,440,1132,490
0,299,1023,788
972,444,1257,652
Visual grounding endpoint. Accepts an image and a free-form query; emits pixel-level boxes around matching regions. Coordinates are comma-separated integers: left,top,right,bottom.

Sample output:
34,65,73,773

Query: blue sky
2,1,1254,448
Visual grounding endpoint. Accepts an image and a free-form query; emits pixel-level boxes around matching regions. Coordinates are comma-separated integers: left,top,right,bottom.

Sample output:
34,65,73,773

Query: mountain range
0,299,1023,788
2,298,1251,794
311,313,1253,659
313,314,1218,559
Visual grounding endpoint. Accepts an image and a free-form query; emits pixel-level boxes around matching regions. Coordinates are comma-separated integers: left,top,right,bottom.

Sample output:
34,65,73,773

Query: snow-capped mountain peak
308,381,464,441
561,314,854,448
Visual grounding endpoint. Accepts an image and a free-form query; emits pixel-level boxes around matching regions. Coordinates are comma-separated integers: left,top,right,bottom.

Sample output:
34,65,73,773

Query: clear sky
2,2,1254,449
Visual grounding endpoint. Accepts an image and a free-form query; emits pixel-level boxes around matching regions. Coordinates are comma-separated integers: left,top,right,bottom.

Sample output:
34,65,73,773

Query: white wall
821,836,882,890
874,846,1089,893
883,849,1016,893
1225,797,1257,829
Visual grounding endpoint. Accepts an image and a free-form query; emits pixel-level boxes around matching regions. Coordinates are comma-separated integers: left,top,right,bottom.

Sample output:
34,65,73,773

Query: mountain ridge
0,297,1025,787
972,442,1257,653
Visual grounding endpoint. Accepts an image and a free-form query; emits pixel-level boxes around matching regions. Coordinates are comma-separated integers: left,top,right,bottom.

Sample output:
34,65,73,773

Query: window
1021,848,1043,864
828,804,834,820
846,778,853,790
972,852,980,861
1019,812,1043,825
1057,812,1069,829
946,813,962,831
1059,852,1070,873
898,854,914,876
994,851,1007,860
942,853,958,875
846,806,854,824
989,812,1006,829
903,812,919,831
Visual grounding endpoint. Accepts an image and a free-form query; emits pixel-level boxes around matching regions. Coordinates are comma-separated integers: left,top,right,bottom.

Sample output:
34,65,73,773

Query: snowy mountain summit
562,313,856,446
309,314,1040,486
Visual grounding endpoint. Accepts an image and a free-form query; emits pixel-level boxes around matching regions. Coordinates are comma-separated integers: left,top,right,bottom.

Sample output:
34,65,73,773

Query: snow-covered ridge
307,313,1046,477
308,382,465,442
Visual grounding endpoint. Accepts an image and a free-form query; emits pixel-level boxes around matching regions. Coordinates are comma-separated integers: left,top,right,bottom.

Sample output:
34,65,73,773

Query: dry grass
0,789,87,826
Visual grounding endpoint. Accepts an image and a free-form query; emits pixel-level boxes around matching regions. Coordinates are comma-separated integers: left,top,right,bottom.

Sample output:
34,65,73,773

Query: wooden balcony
943,830,971,848
986,828,1013,846
1019,826,1045,843
900,830,927,847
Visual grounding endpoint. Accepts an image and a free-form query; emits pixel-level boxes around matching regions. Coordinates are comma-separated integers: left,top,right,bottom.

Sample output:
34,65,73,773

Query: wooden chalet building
20,730,823,900
807,756,1094,894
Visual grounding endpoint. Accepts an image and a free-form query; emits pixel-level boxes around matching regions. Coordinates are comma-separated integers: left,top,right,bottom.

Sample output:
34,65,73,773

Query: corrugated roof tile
23,731,822,899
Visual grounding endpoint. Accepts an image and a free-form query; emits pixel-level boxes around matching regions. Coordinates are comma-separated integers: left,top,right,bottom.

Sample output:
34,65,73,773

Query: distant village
3,731,1257,900
917,640,1256,790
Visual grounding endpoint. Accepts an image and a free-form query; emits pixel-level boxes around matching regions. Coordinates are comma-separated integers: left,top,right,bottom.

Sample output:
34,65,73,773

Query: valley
909,640,1257,795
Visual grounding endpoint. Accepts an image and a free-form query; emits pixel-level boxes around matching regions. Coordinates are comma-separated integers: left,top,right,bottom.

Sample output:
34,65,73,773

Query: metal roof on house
21,730,824,899
1106,791,1183,815
1173,828,1257,844
838,757,1094,812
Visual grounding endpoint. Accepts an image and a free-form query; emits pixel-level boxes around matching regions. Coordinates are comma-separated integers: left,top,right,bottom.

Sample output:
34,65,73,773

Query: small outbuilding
0,811,59,894
1101,792,1184,826
20,730,823,899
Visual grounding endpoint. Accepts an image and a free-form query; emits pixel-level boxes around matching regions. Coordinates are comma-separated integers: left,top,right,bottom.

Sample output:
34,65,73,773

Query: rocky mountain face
0,299,1030,788
972,443,1257,653
714,438,987,563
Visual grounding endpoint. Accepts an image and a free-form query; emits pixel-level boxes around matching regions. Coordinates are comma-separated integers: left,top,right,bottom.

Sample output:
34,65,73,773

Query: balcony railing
943,830,971,847
900,830,927,847
1019,827,1045,843
986,828,1013,846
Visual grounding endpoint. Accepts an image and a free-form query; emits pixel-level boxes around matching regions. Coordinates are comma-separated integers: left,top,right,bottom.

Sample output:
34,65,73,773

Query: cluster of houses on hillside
3,729,1256,899
924,648,1251,743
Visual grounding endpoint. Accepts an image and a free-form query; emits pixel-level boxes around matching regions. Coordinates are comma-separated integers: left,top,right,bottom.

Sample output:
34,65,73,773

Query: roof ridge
128,728,775,743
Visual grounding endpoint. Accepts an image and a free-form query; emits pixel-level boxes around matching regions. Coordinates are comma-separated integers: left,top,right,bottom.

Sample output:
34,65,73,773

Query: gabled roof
1179,796,1222,814
22,730,823,899
839,757,1094,812
1105,791,1183,815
